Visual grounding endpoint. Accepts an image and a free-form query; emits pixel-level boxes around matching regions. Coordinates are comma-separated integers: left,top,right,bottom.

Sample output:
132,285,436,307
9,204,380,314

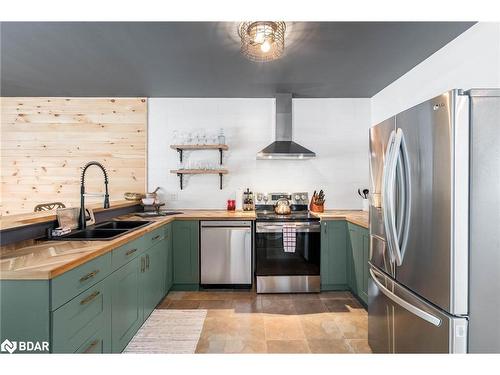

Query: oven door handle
256,223,320,233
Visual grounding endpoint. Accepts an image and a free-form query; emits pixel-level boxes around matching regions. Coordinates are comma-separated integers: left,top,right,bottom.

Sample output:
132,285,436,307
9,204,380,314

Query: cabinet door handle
83,339,100,353
152,234,160,241
79,270,99,283
125,248,137,256
140,257,145,272
146,254,150,270
80,291,100,305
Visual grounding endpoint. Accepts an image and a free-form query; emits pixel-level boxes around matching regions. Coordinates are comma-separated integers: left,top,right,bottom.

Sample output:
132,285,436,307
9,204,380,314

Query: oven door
255,221,321,276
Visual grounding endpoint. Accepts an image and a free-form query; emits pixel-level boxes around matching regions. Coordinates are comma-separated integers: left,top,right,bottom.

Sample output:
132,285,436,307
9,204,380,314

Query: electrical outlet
168,193,178,201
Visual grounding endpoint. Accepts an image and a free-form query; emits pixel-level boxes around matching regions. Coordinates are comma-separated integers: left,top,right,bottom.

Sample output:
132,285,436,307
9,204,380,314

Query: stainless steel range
254,192,320,293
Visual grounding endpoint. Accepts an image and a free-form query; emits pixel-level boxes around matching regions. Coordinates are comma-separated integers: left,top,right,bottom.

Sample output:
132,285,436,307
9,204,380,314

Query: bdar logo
1,339,17,354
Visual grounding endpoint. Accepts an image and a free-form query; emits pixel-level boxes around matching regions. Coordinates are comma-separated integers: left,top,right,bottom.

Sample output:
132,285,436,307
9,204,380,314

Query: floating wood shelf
170,144,228,165
170,169,228,190
170,144,229,150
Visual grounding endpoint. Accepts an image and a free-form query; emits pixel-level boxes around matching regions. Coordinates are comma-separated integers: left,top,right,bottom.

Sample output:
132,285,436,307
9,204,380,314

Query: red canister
227,199,236,211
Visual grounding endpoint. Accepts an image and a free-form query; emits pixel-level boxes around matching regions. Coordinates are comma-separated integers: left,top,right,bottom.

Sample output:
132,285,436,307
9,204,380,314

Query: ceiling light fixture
238,21,286,62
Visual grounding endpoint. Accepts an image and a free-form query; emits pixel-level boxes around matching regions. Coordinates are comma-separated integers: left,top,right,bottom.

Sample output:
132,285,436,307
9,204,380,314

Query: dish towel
283,224,297,253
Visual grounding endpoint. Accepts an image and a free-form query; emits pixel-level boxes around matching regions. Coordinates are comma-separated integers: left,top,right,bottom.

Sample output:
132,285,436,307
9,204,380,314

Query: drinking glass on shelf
211,133,218,145
186,132,193,144
172,130,179,145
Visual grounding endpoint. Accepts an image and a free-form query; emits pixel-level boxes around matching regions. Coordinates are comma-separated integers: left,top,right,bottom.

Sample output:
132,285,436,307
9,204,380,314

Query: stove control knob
263,195,269,202
301,194,307,201
256,193,263,201
294,194,301,201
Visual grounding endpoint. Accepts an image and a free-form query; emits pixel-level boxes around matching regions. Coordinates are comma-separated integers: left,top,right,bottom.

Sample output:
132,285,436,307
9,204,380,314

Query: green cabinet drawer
51,253,112,311
142,226,165,250
74,330,106,354
111,237,145,271
52,279,111,353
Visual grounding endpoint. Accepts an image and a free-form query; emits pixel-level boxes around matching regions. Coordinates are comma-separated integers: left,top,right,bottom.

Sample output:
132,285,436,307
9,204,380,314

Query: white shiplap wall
148,98,371,209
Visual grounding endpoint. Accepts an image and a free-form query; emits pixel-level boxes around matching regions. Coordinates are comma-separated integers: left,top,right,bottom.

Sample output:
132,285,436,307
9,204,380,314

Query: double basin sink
54,220,153,241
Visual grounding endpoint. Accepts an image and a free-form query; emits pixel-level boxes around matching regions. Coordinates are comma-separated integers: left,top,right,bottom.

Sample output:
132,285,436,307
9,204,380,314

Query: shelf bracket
219,173,223,190
177,173,184,190
176,148,183,163
219,148,223,165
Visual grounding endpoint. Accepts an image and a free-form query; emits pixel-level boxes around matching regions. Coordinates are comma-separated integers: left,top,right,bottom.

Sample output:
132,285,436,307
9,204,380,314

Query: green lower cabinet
52,279,111,353
347,223,369,305
321,220,348,290
1,221,182,353
164,224,173,293
141,241,167,320
110,257,143,353
172,220,199,290
0,280,50,352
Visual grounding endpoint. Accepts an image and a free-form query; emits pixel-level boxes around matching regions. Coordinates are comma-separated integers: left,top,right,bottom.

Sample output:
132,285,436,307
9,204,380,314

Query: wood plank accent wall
0,98,147,216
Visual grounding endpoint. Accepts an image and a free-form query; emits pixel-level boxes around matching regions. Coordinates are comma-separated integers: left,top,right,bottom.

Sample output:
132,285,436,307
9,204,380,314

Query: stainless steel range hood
257,93,316,160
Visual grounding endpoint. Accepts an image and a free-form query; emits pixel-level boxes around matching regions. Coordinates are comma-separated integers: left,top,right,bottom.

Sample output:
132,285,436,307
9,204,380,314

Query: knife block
310,201,324,213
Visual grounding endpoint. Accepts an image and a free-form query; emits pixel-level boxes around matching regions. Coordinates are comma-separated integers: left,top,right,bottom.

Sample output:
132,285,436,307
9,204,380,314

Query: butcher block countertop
311,210,369,229
0,210,255,280
0,209,367,281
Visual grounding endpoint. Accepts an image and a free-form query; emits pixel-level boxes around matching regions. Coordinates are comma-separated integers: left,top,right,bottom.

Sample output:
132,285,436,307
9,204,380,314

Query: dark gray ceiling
1,22,474,97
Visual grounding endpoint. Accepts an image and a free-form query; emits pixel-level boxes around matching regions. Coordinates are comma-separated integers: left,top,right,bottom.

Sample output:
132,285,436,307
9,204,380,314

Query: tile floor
156,290,371,354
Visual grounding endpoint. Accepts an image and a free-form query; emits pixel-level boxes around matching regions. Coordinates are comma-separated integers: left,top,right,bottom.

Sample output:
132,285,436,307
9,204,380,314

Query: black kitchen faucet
79,161,110,229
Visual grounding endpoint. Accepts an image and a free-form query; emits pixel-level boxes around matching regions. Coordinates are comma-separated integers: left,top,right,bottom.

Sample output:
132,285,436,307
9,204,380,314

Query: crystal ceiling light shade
238,21,286,62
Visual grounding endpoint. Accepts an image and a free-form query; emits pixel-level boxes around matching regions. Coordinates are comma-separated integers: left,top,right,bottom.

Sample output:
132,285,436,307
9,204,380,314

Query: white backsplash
148,97,371,210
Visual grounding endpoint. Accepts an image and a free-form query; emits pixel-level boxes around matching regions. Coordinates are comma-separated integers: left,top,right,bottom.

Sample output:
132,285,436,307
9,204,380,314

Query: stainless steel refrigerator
368,89,500,353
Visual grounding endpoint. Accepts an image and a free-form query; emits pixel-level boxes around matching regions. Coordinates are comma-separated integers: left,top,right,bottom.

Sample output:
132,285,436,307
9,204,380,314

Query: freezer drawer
200,221,252,285
369,266,468,353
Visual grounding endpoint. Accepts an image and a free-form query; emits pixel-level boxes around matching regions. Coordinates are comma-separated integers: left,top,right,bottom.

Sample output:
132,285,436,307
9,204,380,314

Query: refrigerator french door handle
391,130,411,267
398,131,411,263
382,130,396,262
395,151,405,241
369,268,441,327
384,129,403,264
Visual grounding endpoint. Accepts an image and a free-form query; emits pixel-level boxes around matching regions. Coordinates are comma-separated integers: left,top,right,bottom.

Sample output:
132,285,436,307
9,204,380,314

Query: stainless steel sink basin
58,229,129,240
53,220,152,241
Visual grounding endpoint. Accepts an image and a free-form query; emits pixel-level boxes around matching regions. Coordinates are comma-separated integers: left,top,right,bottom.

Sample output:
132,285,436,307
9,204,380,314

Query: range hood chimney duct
257,93,316,159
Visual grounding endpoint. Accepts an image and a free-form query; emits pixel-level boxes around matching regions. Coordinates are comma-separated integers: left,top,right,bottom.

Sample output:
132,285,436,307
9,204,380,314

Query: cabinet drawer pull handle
80,291,100,305
125,248,137,256
83,339,100,353
79,270,99,283
152,235,160,241
146,254,150,270
141,257,145,272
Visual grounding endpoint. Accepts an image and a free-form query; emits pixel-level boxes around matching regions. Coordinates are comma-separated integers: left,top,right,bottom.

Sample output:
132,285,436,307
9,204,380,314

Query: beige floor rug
124,309,207,354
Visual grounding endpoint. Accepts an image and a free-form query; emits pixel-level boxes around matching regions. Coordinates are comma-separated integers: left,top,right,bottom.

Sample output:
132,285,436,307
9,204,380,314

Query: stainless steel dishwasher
200,220,252,287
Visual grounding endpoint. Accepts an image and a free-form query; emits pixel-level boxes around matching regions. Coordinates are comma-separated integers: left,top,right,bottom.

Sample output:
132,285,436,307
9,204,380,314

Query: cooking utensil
363,189,369,199
357,188,369,199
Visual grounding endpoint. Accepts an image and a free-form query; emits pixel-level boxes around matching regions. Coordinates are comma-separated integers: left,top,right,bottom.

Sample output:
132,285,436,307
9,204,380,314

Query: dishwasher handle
200,220,252,228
